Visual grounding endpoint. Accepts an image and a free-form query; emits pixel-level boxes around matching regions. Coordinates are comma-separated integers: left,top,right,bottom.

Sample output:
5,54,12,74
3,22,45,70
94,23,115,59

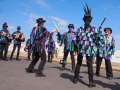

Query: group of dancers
0,2,116,88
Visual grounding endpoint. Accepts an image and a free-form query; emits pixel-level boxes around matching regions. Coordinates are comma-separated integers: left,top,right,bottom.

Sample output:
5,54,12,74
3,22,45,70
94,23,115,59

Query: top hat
83,14,92,21
36,18,46,23
68,24,74,29
83,2,92,21
3,22,8,27
17,26,21,29
104,27,112,34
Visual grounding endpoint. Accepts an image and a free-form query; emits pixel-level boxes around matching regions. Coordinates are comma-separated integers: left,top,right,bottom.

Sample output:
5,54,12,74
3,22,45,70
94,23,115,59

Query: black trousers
62,51,75,70
48,51,53,62
27,48,46,74
10,44,21,59
96,56,113,78
0,43,9,60
74,55,94,82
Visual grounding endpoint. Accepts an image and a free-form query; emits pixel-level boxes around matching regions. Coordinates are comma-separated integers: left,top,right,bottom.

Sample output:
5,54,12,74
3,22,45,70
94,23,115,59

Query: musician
46,38,55,63
0,22,11,61
56,24,76,73
26,17,56,77
73,2,104,87
95,27,116,80
10,26,25,60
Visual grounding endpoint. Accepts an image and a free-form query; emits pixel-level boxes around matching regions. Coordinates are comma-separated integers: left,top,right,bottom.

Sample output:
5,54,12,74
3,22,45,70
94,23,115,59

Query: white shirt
55,42,59,48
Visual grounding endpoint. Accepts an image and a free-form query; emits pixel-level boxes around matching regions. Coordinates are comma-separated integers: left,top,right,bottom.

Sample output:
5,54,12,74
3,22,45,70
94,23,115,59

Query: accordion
15,33,25,40
6,34,13,40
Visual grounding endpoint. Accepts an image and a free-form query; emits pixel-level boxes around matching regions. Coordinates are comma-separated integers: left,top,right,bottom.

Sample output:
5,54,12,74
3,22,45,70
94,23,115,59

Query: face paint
69,27,74,32
4,26,8,30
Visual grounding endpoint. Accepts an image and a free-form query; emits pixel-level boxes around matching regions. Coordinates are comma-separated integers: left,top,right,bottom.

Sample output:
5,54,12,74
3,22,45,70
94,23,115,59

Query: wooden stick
55,21,62,29
101,17,107,26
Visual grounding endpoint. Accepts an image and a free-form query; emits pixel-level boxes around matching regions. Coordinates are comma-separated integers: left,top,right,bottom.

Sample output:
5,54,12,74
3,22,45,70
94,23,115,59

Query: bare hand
52,29,56,33
99,25,102,31
56,28,59,32
1,32,5,35
73,51,77,56
112,42,114,46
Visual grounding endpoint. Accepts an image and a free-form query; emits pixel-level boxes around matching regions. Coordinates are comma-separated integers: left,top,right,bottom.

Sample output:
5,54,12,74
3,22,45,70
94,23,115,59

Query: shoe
60,68,64,71
26,70,33,74
94,73,99,77
89,82,96,88
16,58,20,61
35,73,46,77
108,77,113,80
73,78,78,84
3,58,8,61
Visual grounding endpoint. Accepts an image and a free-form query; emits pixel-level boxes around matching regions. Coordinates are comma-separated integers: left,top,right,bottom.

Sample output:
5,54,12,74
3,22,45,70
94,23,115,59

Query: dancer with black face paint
73,2,104,87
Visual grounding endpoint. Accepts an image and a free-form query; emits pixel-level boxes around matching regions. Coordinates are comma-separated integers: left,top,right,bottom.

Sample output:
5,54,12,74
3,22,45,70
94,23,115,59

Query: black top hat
3,22,8,27
68,24,74,29
104,27,112,34
36,18,46,23
17,26,21,29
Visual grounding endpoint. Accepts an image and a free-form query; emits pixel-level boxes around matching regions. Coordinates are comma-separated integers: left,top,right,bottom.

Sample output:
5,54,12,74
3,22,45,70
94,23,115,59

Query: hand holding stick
52,21,62,33
99,17,107,30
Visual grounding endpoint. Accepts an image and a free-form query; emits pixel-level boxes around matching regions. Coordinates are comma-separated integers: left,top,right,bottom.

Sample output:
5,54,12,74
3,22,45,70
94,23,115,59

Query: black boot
28,55,30,61
35,73,46,77
73,75,78,84
10,51,14,60
71,60,75,73
16,52,20,61
60,64,65,71
89,78,96,88
26,69,33,74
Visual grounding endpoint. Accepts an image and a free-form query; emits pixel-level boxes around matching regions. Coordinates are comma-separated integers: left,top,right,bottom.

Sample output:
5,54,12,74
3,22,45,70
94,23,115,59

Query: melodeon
1,32,13,40
15,33,25,40
7,34,13,40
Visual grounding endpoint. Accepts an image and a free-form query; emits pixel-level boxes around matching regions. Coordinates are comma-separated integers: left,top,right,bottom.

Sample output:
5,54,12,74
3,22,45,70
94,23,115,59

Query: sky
0,0,120,49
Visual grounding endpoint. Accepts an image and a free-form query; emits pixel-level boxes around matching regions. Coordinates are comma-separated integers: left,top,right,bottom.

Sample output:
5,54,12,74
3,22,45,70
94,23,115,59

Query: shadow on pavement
94,80,120,90
60,73,88,86
50,66,71,72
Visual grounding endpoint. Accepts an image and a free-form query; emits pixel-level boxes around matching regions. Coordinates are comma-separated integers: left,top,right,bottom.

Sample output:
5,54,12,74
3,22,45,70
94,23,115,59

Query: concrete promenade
7,50,120,72
0,56,120,90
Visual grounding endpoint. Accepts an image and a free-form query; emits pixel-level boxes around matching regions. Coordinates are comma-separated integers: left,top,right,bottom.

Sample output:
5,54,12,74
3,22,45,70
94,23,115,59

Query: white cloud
101,4,113,10
36,0,50,9
8,25,15,29
21,3,28,7
26,18,35,28
28,13,45,19
17,11,27,15
48,16,68,26
59,27,68,31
